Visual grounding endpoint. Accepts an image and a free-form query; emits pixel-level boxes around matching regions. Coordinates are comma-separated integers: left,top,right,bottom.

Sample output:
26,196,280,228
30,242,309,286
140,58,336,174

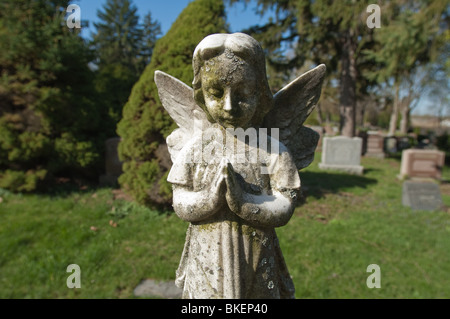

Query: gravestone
399,149,445,180
397,136,412,152
402,181,443,211
365,131,385,158
319,136,364,175
99,137,123,186
384,136,398,154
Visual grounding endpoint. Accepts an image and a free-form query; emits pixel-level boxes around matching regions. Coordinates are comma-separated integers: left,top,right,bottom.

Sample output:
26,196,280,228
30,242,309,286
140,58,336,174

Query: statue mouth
221,113,243,122
220,117,243,127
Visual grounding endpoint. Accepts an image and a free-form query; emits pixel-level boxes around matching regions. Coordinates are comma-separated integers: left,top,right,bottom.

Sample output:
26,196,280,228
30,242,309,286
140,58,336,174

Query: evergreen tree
93,0,143,71
0,0,105,191
117,0,228,208
92,0,161,129
139,12,162,67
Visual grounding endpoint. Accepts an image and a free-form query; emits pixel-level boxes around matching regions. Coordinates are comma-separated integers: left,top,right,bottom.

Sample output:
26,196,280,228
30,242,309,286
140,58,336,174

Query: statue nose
223,91,233,112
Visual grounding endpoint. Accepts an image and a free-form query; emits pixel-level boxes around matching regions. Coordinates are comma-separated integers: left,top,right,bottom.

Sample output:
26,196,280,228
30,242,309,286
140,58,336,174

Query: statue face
201,53,259,129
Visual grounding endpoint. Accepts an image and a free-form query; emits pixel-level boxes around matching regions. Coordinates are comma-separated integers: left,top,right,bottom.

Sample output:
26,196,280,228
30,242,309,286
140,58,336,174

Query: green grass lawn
0,154,449,299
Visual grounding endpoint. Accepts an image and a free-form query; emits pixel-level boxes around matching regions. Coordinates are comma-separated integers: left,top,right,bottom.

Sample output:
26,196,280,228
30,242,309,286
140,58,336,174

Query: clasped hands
174,157,294,227
210,158,245,215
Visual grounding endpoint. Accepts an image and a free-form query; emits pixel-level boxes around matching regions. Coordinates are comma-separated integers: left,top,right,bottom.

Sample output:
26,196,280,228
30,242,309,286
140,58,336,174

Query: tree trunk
358,101,366,127
399,100,410,135
388,81,399,136
316,102,324,125
339,31,357,137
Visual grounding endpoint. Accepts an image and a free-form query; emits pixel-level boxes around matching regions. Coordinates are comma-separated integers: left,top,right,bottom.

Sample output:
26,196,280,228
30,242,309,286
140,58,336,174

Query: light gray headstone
319,136,364,175
385,137,398,154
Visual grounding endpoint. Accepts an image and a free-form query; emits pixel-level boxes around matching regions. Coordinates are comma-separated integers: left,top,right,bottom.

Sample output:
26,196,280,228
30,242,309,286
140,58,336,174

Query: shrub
117,0,228,208
0,0,107,191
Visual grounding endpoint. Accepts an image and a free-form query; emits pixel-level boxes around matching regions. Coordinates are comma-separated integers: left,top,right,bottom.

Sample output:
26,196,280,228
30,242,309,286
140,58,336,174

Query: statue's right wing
154,70,210,163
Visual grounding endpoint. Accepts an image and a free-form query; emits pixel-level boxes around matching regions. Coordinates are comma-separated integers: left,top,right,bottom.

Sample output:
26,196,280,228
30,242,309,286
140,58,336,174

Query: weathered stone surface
400,149,445,180
319,136,364,175
155,33,325,299
385,136,398,154
402,181,443,211
365,131,385,158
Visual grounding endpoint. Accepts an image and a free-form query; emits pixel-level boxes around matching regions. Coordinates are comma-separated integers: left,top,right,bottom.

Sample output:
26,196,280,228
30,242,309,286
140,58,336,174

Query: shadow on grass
298,170,378,203
362,168,381,174
36,178,113,198
385,153,402,162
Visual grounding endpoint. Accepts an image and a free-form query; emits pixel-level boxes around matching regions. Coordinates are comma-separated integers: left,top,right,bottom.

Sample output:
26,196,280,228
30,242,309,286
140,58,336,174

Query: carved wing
154,70,210,162
263,64,326,170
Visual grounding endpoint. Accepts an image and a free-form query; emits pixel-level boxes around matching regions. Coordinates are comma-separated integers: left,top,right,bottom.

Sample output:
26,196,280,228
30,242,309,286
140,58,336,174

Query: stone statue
155,33,325,299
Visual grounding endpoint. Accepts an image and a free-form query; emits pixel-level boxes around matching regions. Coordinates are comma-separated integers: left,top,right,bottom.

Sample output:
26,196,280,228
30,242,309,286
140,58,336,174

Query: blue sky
75,0,269,39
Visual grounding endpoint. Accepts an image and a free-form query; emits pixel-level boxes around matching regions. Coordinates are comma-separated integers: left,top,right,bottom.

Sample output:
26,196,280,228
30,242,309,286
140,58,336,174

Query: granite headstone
319,136,364,175
402,181,443,211
400,149,445,180
384,136,398,154
365,131,385,158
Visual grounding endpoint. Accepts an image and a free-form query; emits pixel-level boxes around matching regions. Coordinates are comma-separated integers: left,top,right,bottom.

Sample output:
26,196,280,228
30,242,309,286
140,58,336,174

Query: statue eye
207,87,223,98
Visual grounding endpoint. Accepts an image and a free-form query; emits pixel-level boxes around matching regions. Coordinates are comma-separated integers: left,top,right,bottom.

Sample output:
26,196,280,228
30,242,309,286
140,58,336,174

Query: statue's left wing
155,70,210,163
263,64,326,170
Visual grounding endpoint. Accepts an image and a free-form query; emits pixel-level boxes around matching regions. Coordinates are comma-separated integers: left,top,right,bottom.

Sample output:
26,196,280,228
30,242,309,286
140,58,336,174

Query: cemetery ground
0,154,449,299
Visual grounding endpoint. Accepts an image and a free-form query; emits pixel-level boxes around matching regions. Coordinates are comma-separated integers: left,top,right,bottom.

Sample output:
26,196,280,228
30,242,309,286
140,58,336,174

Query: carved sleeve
232,147,301,228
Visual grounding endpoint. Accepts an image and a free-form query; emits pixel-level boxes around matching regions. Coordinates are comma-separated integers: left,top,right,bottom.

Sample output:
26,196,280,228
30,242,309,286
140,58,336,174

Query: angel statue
154,33,325,299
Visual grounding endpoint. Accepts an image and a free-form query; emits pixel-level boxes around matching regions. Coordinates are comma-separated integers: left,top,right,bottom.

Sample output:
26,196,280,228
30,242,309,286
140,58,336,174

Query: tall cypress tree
117,0,228,208
93,0,143,71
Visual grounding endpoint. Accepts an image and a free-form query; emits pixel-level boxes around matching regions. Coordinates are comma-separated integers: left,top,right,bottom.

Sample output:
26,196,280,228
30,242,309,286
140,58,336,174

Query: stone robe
168,126,299,299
